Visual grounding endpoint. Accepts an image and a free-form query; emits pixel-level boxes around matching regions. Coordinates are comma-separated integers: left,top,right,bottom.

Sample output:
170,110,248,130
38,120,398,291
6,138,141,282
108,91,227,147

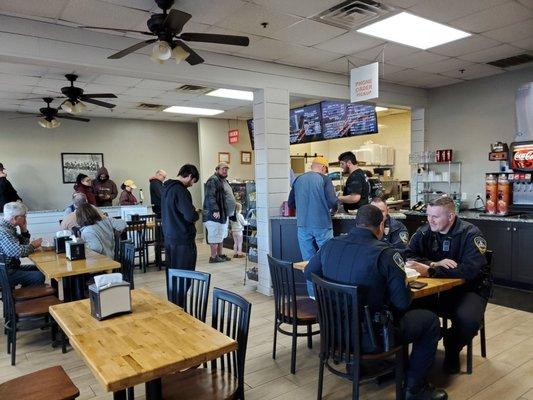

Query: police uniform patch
474,237,487,254
393,252,406,271
399,231,409,244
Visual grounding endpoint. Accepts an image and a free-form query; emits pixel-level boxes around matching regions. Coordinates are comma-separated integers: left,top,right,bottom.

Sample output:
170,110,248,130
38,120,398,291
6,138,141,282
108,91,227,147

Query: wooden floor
1,242,532,400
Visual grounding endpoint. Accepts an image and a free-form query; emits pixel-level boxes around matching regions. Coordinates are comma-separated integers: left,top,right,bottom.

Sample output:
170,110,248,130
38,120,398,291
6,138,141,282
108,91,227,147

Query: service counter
271,210,533,290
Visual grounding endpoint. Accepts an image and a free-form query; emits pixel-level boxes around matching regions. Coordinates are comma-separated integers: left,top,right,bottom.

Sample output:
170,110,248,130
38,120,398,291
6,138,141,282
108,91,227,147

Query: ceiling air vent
487,54,533,69
312,0,395,30
176,84,211,93
137,103,165,111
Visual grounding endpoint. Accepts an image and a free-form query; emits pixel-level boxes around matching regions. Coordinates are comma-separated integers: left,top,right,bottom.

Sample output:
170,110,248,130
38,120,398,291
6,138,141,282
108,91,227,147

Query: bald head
370,197,389,220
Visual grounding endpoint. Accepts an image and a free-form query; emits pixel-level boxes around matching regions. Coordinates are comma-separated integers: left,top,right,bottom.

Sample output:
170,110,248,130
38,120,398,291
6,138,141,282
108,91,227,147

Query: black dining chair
268,254,320,374
442,249,493,374
154,218,165,269
167,269,211,323
125,220,147,272
138,214,157,269
312,274,405,400
121,241,136,290
161,287,252,400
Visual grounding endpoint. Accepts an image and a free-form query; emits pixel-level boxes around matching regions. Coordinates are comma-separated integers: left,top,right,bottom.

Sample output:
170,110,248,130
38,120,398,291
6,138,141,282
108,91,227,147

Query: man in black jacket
0,163,22,211
149,169,167,218
161,164,200,279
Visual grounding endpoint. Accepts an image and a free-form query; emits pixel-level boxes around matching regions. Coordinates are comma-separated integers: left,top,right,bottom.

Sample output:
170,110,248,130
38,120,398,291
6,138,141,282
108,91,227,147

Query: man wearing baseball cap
0,162,22,211
288,156,338,260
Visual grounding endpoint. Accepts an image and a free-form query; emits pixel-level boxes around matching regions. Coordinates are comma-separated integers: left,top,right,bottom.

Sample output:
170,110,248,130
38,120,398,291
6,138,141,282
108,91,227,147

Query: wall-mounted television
289,103,322,145
246,119,254,150
321,101,378,140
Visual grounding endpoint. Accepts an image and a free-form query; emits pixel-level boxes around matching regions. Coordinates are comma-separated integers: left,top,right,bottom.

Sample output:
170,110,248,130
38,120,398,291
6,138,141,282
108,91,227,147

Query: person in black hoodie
0,163,22,211
161,164,200,280
149,169,167,218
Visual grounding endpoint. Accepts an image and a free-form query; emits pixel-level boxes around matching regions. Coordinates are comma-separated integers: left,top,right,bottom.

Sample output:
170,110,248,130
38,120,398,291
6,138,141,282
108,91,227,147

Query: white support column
411,108,426,206
253,88,290,296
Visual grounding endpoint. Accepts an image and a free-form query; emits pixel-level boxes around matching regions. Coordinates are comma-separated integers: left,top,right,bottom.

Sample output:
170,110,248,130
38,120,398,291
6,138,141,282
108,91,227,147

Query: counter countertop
0,205,148,215
271,212,407,220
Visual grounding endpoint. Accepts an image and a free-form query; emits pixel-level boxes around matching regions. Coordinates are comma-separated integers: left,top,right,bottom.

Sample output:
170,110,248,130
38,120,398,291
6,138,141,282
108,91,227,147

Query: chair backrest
113,231,122,261
121,241,135,289
138,214,157,242
211,287,252,399
155,218,163,244
167,269,211,322
312,274,360,364
0,257,15,321
267,255,298,322
125,220,146,249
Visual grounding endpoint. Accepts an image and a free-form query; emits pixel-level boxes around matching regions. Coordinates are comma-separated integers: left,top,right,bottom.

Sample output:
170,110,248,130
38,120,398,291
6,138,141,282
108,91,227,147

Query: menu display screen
321,101,378,139
289,103,322,144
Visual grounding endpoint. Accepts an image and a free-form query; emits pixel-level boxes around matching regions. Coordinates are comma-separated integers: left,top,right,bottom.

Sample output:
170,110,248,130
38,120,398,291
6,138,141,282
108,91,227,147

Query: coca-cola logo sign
512,144,533,171
514,151,533,161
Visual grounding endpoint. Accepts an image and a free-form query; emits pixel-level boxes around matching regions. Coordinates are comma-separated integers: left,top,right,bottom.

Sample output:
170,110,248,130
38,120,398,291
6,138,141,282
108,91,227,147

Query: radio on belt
65,237,85,260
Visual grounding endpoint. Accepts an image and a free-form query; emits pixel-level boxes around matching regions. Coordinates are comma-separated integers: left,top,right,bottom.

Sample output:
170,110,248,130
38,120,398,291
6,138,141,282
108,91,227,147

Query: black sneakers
219,254,231,261
406,383,448,400
209,256,225,263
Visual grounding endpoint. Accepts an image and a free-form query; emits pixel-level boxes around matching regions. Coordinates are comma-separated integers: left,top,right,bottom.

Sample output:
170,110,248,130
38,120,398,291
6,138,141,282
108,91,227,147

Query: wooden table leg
62,277,73,302
145,378,162,400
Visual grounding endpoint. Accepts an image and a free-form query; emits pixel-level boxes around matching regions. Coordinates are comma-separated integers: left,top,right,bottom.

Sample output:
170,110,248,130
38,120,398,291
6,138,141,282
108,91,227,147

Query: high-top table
49,289,237,400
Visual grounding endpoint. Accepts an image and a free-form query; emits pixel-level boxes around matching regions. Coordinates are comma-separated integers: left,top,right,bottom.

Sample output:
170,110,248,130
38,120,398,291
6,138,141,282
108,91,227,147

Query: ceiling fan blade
57,115,90,122
164,9,192,34
82,98,116,109
81,93,117,99
180,32,250,47
8,114,41,119
82,26,153,35
108,39,157,59
176,41,204,66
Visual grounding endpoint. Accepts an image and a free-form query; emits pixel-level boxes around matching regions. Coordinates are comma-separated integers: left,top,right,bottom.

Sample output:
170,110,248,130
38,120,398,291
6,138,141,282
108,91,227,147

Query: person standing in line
73,174,97,206
203,163,236,263
230,202,248,258
288,156,338,260
149,169,167,218
119,180,138,206
92,166,118,207
337,151,370,211
0,162,22,211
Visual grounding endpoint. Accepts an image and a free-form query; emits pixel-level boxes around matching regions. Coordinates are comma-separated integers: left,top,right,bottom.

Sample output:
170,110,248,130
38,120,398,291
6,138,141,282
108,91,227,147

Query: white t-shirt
230,213,248,232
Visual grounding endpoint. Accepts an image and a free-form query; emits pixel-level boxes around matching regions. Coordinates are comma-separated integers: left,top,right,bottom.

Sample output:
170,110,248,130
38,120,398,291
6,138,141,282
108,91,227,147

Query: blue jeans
7,267,45,287
297,227,333,261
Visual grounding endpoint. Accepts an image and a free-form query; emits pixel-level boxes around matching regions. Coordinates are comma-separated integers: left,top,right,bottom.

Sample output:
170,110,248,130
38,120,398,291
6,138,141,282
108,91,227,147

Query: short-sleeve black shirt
343,169,370,211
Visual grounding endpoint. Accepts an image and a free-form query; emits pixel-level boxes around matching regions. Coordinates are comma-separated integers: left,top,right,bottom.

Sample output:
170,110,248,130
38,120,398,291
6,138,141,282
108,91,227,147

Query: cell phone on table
409,281,428,289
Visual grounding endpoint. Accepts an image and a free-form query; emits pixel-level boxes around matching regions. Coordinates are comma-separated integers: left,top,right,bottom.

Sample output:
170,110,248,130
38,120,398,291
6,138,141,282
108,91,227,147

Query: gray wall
0,112,200,211
427,66,533,206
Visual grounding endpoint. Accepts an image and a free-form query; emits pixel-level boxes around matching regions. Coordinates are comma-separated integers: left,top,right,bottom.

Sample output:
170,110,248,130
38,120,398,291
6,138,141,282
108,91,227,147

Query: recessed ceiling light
375,106,389,112
206,88,254,101
163,106,224,116
357,12,471,50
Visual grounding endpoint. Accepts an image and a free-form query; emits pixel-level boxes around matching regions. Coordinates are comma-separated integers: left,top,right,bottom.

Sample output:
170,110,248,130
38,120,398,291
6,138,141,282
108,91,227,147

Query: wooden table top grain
49,289,238,393
293,261,464,299
29,249,120,280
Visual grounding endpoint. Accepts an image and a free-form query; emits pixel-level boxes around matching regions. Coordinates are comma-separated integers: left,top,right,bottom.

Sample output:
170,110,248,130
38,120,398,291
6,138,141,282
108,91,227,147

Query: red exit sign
228,129,239,144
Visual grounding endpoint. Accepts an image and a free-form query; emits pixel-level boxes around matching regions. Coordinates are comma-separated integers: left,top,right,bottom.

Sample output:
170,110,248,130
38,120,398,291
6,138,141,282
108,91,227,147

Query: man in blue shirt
288,156,337,260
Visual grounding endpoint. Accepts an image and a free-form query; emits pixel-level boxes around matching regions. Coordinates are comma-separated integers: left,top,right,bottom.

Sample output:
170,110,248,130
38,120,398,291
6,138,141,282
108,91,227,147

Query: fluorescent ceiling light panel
375,106,389,112
357,12,471,50
206,88,254,101
163,106,224,116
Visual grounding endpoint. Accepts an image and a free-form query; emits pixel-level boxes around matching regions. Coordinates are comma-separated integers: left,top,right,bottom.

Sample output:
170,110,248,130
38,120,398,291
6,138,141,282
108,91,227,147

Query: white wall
427,67,533,205
0,112,200,211
197,118,255,184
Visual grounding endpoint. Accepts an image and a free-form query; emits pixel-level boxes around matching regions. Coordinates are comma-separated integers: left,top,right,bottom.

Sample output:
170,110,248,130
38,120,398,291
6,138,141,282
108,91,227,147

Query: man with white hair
0,202,45,287
61,192,105,230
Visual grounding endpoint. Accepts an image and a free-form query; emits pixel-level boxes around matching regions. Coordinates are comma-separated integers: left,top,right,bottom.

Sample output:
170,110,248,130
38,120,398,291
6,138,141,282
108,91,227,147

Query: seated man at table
61,192,106,230
371,197,409,250
403,196,490,374
305,205,447,400
0,202,45,287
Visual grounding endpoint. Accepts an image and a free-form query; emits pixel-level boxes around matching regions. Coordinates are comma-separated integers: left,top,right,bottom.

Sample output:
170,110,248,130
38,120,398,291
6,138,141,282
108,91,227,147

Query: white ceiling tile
379,63,408,76
0,74,40,86
271,19,346,47
430,34,501,56
517,0,533,9
314,31,385,55
0,0,69,19
192,26,261,55
275,46,339,68
382,68,437,82
35,78,69,90
388,51,448,68
417,76,464,88
0,62,47,77
174,0,247,25
440,63,505,79
450,2,533,33
458,44,526,62
313,56,371,74
92,75,143,87
409,0,507,23
380,0,423,7
101,0,154,11
415,57,473,73
232,37,298,61
512,37,533,50
83,83,129,95
252,0,341,18
356,42,419,62
483,19,533,42
216,3,302,38
136,79,177,90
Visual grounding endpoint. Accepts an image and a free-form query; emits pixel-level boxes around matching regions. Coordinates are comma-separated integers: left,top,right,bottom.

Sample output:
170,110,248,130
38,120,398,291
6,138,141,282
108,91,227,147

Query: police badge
393,252,406,271
399,231,409,244
474,237,487,254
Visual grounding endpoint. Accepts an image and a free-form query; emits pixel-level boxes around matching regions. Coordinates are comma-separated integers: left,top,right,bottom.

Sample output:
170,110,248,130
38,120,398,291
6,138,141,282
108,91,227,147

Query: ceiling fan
59,74,117,114
14,97,90,129
83,0,250,65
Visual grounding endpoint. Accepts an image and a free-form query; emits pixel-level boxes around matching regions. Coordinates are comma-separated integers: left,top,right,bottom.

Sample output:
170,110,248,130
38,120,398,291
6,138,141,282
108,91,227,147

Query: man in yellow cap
288,156,338,260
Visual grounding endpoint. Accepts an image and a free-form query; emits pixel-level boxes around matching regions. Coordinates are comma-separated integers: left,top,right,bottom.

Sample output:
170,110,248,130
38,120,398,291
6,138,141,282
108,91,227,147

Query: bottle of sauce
485,174,497,214
497,174,511,215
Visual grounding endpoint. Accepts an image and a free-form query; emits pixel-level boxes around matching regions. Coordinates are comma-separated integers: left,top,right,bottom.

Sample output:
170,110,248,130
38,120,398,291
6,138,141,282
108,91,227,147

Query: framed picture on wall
61,153,104,184
241,151,252,164
218,152,230,164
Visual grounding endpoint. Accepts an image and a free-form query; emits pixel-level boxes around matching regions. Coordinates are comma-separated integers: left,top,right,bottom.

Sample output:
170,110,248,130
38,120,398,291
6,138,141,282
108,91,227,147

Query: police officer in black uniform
404,196,490,374
337,151,370,211
305,205,447,400
371,197,409,250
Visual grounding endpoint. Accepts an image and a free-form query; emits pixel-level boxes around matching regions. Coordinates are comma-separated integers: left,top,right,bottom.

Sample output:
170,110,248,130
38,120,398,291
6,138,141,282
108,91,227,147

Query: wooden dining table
49,289,237,400
293,261,464,299
29,248,120,301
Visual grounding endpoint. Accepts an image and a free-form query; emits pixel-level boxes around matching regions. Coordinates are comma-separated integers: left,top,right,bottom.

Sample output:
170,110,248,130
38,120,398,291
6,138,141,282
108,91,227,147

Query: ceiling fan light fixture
38,118,49,128
72,101,87,114
172,45,189,64
149,53,165,64
152,41,172,61
50,118,61,128
61,100,74,113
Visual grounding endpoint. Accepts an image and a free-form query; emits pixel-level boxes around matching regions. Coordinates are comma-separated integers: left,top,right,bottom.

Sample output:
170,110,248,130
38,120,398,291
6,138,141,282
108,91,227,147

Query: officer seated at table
305,204,447,400
403,196,490,375
371,197,409,250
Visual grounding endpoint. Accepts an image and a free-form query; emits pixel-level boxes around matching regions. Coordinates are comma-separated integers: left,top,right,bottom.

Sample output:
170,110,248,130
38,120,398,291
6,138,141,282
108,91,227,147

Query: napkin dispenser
65,237,85,260
54,235,72,254
89,274,132,320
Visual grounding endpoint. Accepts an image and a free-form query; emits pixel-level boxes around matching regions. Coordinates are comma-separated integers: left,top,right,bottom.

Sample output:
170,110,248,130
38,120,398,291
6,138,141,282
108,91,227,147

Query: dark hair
120,183,126,190
364,170,373,177
76,173,88,184
355,204,383,229
75,203,102,227
178,164,200,181
338,151,357,165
